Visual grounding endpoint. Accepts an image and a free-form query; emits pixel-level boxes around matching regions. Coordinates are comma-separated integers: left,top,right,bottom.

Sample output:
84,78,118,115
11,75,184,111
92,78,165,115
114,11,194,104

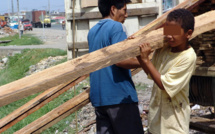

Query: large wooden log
14,10,215,134
0,75,89,133
0,0,206,107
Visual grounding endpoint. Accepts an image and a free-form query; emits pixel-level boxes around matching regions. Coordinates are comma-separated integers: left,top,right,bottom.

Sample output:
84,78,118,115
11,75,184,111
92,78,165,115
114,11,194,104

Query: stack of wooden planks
190,0,215,71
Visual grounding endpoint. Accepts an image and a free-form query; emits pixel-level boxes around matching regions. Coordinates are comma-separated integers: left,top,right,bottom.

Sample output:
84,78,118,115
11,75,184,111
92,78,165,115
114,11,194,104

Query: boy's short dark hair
98,0,131,18
167,8,195,32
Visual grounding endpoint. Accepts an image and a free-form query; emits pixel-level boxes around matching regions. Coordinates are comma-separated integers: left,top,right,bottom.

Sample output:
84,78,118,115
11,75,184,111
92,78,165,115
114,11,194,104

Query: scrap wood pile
3,27,14,34
190,0,215,70
191,31,215,70
0,26,16,38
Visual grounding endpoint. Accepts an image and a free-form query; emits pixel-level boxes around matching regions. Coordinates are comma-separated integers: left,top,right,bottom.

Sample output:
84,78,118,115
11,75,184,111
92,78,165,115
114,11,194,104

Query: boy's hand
137,43,152,63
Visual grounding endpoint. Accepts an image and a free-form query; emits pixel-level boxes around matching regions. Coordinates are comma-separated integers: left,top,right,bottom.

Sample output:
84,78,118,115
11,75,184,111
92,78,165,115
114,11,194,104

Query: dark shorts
95,103,144,134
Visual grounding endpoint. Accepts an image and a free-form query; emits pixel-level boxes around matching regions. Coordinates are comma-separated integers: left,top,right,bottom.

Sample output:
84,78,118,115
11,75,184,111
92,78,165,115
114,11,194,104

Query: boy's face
112,4,128,23
164,21,192,50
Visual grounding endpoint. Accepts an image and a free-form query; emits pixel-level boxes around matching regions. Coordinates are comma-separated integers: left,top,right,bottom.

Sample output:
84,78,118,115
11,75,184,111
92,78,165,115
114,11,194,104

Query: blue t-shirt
87,19,138,107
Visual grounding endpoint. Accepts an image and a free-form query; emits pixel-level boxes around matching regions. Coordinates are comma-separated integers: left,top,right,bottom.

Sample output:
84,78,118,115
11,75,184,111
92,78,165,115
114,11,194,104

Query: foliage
0,34,43,46
0,48,90,134
0,48,66,86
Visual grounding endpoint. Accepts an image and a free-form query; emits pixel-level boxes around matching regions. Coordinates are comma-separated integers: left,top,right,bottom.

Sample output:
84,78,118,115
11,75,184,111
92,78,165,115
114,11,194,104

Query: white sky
0,0,65,14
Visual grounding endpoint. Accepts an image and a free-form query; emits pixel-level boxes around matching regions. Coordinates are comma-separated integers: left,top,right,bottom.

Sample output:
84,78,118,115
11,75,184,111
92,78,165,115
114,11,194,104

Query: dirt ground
25,26,67,47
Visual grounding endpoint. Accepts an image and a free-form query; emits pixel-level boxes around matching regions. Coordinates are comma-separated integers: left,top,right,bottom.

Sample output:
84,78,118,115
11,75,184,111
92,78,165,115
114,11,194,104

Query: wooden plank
193,67,215,77
190,116,215,133
0,40,11,43
14,88,90,134
67,7,158,20
0,6,213,108
0,75,89,133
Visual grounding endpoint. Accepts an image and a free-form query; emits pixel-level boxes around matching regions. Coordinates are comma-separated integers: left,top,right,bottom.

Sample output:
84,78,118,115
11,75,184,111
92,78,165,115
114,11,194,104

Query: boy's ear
186,29,193,39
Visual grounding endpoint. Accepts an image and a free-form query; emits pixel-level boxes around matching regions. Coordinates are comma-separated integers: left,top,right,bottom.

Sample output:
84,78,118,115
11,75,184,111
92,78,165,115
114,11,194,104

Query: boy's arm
137,43,165,90
115,58,141,69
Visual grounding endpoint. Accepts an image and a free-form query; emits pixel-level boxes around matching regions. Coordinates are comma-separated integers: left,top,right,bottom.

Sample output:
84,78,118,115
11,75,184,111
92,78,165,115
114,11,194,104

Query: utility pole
158,0,163,17
17,0,21,39
11,0,14,14
48,0,50,15
8,0,10,21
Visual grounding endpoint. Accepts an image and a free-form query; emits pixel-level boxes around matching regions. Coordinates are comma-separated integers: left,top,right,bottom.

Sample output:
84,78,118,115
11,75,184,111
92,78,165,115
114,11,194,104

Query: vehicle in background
21,19,33,31
8,21,18,29
0,16,5,21
0,16,8,28
26,10,51,28
42,15,51,27
8,15,22,29
0,20,8,28
23,22,33,31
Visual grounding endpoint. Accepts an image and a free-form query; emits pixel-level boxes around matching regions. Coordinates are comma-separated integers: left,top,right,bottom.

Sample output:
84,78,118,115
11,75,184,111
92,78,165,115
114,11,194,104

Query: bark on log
14,10,215,134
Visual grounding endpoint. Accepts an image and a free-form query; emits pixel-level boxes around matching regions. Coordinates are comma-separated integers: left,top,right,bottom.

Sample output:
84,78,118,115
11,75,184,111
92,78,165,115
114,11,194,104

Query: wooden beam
0,40,12,43
67,7,158,20
190,116,215,133
11,10,215,133
14,88,90,134
0,6,213,108
193,67,215,77
0,75,89,133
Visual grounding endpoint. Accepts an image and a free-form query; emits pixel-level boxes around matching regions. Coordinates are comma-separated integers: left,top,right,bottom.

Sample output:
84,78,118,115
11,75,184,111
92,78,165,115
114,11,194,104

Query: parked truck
26,10,51,28
41,15,51,27
0,16,8,28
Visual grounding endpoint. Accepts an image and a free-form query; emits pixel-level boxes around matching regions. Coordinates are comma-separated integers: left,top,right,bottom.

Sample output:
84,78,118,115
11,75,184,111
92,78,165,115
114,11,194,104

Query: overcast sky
0,0,65,14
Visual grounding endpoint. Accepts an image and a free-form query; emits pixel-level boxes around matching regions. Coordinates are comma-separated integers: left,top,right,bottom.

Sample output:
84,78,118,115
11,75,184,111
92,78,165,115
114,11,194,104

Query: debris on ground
3,27,15,35
26,56,67,75
0,57,8,70
0,27,17,38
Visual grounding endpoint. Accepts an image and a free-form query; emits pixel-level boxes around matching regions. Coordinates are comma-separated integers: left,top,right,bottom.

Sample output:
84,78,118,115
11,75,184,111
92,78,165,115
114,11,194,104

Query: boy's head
166,8,195,33
164,9,195,50
98,0,131,23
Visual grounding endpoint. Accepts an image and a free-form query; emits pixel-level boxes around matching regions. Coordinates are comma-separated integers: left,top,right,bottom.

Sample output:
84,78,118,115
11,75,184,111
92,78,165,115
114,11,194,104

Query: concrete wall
64,0,185,59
